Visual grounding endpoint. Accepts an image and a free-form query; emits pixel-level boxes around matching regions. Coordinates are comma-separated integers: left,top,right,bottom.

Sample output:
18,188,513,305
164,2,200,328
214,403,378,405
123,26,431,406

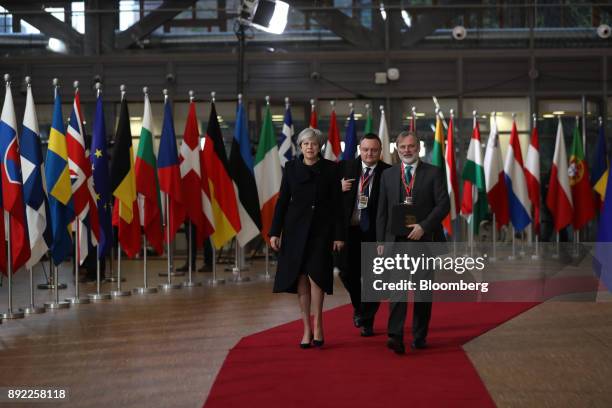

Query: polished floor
0,255,611,408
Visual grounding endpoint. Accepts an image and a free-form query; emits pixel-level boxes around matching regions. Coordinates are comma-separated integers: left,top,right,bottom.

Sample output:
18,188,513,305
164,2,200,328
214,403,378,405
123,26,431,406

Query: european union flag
45,87,74,265
90,93,112,258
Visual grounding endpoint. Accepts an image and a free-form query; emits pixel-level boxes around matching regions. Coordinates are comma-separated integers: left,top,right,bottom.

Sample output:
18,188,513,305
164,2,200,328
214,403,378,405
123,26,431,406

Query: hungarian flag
324,107,341,162
525,118,541,235
484,115,509,230
201,102,241,249
90,91,112,259
309,101,317,128
444,116,459,236
157,96,185,243
503,119,531,232
569,119,595,230
341,108,358,160
20,81,51,268
135,91,163,254
591,121,608,206
546,118,573,232
278,100,294,167
67,88,98,265
378,107,392,164
45,86,74,265
110,96,140,258
255,104,282,243
229,99,261,247
179,97,208,248
0,80,30,272
460,116,488,234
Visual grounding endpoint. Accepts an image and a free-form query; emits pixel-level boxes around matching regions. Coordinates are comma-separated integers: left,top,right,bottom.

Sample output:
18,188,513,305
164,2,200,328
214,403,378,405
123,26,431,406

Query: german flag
201,102,240,249
110,94,141,258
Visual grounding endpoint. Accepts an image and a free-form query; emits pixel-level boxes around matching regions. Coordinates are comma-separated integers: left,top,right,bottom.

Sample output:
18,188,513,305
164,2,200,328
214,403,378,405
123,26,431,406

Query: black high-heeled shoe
300,333,313,349
312,338,324,348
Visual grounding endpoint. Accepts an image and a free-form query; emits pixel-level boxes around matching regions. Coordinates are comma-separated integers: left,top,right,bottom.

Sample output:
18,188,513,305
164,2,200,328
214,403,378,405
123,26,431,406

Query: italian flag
460,116,488,234
254,105,282,244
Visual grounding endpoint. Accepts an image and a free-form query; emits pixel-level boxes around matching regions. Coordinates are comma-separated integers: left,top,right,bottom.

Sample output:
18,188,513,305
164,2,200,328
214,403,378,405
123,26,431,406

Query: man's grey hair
296,127,326,148
396,130,420,144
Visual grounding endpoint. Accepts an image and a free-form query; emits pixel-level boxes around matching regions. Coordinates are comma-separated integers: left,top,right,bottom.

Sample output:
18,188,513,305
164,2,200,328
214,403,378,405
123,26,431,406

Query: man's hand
407,224,424,240
270,236,281,251
341,178,355,192
333,241,345,251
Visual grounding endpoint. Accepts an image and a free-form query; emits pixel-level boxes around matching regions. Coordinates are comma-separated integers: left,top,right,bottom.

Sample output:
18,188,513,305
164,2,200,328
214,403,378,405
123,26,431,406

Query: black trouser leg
203,238,212,266
360,301,380,328
412,269,433,341
340,227,363,313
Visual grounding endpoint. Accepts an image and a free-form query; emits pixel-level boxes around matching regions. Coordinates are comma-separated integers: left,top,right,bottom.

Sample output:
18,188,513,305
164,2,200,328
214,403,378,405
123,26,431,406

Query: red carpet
204,302,537,408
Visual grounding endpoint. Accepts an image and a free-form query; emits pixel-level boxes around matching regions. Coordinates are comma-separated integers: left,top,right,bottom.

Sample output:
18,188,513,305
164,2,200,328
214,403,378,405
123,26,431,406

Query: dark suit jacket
338,158,391,242
376,160,450,243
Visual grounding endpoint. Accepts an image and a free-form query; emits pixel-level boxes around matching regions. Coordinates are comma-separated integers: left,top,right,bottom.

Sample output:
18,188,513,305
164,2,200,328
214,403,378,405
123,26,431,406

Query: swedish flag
45,86,74,265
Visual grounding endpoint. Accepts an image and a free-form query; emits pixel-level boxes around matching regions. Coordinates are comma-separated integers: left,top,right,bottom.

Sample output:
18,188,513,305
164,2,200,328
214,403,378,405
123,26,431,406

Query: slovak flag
503,118,531,232
0,79,31,272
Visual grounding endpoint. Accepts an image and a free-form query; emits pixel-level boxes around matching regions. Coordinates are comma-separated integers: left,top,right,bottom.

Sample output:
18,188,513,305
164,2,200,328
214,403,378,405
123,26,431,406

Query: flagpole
1,210,25,319
491,214,497,262
160,191,181,290
508,226,517,260
261,243,272,281
23,266,45,314
66,216,89,304
37,250,67,290
207,246,225,286
134,235,157,294
182,220,201,287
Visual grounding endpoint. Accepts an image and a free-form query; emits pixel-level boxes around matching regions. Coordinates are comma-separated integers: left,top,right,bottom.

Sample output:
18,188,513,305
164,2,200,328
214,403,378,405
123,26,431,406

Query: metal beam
292,1,382,49
1,1,83,52
115,0,198,49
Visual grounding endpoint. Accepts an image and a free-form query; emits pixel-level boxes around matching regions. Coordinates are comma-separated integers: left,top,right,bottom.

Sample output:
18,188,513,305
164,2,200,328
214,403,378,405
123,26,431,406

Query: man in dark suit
339,133,391,336
376,130,449,354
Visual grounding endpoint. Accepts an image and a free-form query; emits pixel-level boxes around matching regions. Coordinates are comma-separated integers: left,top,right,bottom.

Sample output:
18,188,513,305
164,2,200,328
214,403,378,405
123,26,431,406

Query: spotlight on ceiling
239,0,289,35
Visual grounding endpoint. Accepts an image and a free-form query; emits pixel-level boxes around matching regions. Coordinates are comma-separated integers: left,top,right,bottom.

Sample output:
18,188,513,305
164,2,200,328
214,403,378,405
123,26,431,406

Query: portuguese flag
569,120,595,230
135,92,163,254
110,96,141,258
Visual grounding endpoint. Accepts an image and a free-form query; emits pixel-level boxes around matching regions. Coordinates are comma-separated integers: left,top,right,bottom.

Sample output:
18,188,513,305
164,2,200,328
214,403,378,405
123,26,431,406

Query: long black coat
269,157,345,294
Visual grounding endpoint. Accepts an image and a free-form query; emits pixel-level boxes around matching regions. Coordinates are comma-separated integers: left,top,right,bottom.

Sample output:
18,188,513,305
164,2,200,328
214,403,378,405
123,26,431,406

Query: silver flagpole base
158,283,182,290
231,275,250,283
1,310,25,320
37,282,67,290
507,255,516,261
105,276,126,283
158,271,185,277
259,273,274,281
531,255,541,260
182,281,202,287
44,301,69,309
88,293,111,301
64,297,90,304
133,287,158,294
207,278,225,286
23,305,46,315
110,290,131,297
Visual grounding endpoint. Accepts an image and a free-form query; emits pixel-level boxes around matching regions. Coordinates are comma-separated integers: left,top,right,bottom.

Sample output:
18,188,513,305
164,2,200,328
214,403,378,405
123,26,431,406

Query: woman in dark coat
269,127,345,348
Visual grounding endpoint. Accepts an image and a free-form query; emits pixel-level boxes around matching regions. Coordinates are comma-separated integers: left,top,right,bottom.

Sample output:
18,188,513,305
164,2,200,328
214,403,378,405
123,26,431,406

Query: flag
0,80,30,272
409,111,416,134
199,144,215,238
591,121,608,205
179,97,210,248
157,96,185,243
229,99,261,247
594,171,612,291
324,108,341,162
342,108,358,160
20,83,51,268
460,116,488,234
444,116,459,236
90,92,112,259
569,119,596,230
309,102,317,128
135,92,163,254
378,108,392,164
45,87,74,265
364,107,373,134
66,88,97,265
430,114,451,234
484,115,509,230
546,118,573,232
255,104,282,244
110,96,140,258
525,118,541,235
278,102,294,167
503,119,531,232
201,102,241,249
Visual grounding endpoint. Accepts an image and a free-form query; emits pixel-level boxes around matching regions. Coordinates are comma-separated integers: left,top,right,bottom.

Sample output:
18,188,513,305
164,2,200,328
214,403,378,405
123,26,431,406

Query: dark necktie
360,167,372,232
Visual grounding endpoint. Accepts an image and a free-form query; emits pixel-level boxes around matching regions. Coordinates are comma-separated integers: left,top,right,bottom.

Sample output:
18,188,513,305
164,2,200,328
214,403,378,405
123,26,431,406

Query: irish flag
254,104,282,244
460,115,488,234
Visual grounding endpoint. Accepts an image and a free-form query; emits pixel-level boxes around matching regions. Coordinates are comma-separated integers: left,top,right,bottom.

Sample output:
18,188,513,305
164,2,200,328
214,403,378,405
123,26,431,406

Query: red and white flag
323,104,341,162
525,117,541,235
483,114,509,230
546,118,573,232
